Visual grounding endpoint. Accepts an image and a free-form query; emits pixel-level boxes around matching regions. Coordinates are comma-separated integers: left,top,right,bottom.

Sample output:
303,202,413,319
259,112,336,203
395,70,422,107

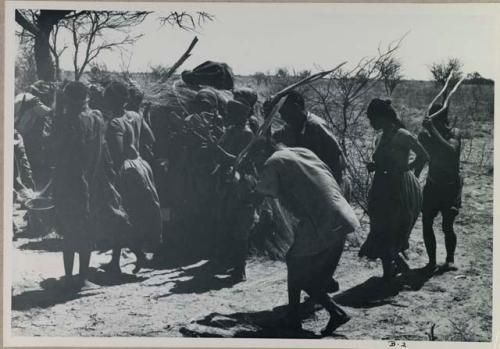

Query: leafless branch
159,11,214,31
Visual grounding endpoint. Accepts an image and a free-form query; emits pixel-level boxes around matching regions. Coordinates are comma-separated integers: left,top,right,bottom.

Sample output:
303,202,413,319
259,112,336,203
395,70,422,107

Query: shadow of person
155,260,239,298
87,267,147,286
397,266,434,291
11,277,100,311
179,306,322,339
334,267,433,308
18,237,65,252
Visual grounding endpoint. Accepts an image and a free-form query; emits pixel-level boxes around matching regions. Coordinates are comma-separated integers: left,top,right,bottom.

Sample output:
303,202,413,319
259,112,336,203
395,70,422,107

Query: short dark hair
104,80,129,107
63,81,88,103
367,98,406,129
283,90,305,110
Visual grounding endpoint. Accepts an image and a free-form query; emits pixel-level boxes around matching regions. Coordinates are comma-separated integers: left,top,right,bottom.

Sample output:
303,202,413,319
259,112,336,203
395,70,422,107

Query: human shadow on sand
12,268,145,311
154,260,241,298
179,301,343,339
18,237,65,252
12,277,100,311
334,267,433,308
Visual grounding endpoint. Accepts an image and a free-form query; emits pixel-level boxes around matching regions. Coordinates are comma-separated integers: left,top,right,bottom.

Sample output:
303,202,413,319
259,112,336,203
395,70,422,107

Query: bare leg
423,212,437,270
324,239,345,293
305,287,349,336
442,211,458,269
285,266,302,330
230,239,248,282
381,257,395,281
131,246,146,274
101,248,121,274
63,250,75,277
394,254,410,274
78,249,91,279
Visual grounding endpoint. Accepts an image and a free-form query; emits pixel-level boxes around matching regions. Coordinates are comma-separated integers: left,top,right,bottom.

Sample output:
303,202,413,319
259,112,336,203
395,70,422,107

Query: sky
15,2,500,80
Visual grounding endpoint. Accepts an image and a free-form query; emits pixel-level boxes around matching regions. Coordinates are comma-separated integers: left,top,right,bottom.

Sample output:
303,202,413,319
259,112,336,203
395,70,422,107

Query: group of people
13,61,463,335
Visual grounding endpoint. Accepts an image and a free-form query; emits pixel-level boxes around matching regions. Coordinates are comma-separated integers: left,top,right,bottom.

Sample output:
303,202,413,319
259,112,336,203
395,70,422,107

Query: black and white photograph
3,2,499,348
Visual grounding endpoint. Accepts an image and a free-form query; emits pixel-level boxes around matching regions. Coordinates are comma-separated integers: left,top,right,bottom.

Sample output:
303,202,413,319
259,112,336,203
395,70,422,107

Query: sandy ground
9,142,493,341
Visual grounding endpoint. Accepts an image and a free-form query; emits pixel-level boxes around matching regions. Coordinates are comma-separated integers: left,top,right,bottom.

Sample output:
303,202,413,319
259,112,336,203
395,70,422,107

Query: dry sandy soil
9,134,493,342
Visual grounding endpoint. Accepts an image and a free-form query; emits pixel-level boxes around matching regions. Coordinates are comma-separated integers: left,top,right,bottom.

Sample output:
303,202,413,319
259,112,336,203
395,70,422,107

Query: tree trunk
15,10,73,82
34,24,55,81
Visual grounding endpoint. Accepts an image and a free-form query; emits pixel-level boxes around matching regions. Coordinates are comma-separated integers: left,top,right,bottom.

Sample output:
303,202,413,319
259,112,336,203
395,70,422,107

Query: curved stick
233,62,347,168
429,76,465,120
427,72,453,115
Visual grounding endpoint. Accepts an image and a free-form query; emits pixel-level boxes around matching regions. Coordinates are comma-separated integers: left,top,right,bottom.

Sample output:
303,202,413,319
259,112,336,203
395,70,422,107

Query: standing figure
359,99,429,281
13,129,35,202
53,81,131,285
253,140,359,335
125,84,156,164
217,99,257,282
272,91,350,199
416,105,462,272
14,81,54,188
103,81,162,274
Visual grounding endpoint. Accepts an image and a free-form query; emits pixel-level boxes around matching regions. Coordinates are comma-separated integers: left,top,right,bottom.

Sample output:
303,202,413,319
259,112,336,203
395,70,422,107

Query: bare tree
429,58,464,102
15,10,79,80
159,11,214,31
48,24,67,80
59,11,149,81
15,10,213,82
307,36,406,213
376,56,403,97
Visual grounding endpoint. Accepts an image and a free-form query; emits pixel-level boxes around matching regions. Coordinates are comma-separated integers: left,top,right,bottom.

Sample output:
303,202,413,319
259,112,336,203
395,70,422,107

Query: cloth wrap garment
359,128,423,260
53,105,132,251
107,111,162,251
258,147,359,290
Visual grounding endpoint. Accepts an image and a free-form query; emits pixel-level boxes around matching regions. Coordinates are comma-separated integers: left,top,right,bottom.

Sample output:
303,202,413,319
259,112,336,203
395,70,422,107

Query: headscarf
367,98,405,129
103,80,129,108
126,84,144,112
227,99,251,126
233,87,258,108
193,88,218,113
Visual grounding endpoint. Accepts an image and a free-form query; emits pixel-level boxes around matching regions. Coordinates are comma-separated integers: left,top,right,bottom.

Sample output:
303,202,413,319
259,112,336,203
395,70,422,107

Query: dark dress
359,128,423,260
107,111,162,251
53,105,132,251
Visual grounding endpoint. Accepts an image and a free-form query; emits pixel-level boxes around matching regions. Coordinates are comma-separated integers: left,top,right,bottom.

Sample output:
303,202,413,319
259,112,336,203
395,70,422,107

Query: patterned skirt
359,170,422,260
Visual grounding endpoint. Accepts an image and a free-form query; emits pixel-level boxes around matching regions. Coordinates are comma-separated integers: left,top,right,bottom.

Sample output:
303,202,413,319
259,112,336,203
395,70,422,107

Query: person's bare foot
395,257,410,275
423,262,438,274
321,313,350,336
133,254,146,274
442,261,458,271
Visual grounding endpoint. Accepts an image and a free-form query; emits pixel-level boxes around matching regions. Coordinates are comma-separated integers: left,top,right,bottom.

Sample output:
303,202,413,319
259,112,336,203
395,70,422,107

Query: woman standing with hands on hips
359,99,429,282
